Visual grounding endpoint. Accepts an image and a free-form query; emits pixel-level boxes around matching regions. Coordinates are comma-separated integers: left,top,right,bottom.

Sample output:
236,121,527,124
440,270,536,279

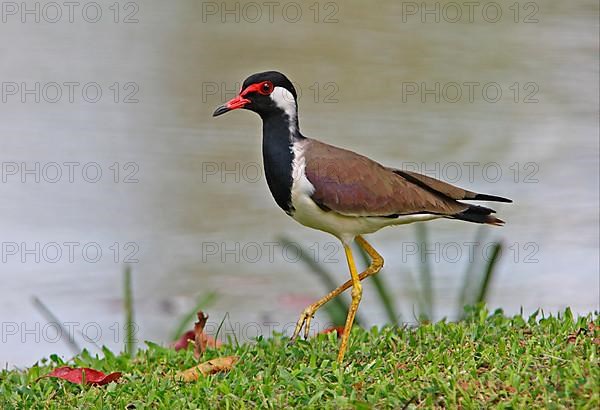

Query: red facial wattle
212,80,274,117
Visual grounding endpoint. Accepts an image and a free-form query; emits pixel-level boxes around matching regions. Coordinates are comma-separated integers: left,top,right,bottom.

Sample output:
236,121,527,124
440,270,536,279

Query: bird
212,70,512,363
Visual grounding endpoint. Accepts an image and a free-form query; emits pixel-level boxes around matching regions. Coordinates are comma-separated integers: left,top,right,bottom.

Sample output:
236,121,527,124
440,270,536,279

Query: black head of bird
213,71,298,120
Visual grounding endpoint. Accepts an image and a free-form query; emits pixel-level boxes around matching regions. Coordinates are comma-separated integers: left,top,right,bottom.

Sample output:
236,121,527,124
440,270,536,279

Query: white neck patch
270,86,298,135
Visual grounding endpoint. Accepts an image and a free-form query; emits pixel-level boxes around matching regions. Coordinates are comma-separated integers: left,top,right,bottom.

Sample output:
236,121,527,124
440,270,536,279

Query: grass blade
458,226,488,314
415,224,433,320
123,265,135,356
475,242,503,303
32,296,81,355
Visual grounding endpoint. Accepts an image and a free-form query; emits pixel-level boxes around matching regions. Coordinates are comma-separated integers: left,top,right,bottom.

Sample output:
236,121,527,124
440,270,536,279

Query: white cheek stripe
270,86,297,135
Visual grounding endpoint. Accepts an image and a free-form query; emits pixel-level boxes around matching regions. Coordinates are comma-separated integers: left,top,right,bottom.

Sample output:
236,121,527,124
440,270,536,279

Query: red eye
258,81,273,95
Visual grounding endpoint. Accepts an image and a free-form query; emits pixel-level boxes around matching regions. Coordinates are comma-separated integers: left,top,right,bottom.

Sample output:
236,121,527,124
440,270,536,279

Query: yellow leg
336,244,361,362
289,236,384,360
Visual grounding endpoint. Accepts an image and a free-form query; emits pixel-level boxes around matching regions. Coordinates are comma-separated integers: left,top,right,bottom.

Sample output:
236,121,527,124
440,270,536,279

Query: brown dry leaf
194,311,209,358
192,311,222,357
457,380,470,391
176,356,238,382
567,328,586,344
567,322,600,344
395,362,408,371
172,311,222,353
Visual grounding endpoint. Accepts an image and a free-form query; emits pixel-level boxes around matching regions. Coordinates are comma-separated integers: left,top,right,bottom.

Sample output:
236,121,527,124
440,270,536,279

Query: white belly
290,190,437,243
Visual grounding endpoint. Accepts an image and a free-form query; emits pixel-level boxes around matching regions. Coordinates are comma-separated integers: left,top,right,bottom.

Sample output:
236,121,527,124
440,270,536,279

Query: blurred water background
1,0,598,366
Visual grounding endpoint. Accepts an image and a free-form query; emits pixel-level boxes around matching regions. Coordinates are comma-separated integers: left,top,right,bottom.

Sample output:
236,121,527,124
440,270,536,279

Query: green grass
1,307,598,409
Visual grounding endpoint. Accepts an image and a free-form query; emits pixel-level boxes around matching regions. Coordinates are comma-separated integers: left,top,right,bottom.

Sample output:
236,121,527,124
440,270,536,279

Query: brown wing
302,139,469,217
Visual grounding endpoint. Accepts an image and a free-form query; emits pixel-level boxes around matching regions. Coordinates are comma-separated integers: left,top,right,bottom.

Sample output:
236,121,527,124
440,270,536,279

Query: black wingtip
453,205,506,226
473,193,513,203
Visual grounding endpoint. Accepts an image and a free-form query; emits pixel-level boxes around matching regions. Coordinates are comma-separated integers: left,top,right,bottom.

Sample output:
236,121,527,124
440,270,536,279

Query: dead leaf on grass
320,326,345,337
567,328,586,343
172,311,222,355
194,311,221,358
175,356,238,382
40,366,122,386
173,330,195,351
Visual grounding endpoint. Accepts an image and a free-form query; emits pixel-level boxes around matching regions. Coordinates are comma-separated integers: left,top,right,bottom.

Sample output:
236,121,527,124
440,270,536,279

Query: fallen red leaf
320,326,345,337
173,330,195,351
42,366,122,386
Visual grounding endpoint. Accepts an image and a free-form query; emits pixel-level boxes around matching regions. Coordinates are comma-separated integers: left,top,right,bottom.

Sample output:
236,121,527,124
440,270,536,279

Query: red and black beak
212,94,250,117
213,82,266,117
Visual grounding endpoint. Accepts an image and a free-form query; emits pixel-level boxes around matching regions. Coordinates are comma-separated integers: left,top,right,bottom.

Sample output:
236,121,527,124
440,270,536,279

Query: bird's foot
288,307,315,345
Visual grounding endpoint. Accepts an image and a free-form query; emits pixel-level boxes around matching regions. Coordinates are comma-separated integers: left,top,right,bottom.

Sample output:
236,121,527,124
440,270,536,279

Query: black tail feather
453,204,505,226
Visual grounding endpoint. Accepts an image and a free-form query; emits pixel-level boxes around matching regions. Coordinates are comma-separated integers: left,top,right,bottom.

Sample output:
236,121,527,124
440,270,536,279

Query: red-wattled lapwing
213,71,512,363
